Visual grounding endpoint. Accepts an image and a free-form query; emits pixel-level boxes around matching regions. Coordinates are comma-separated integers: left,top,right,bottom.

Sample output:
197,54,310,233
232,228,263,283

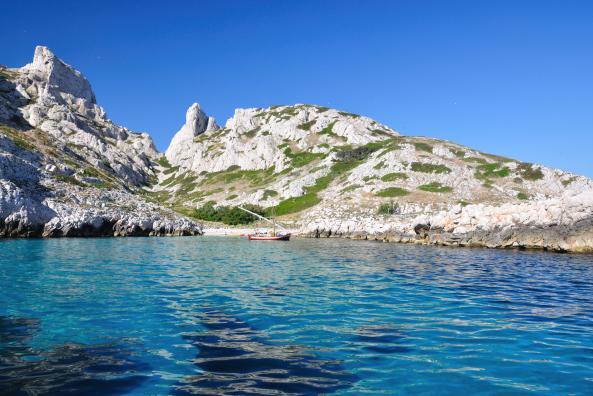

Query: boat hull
248,234,291,241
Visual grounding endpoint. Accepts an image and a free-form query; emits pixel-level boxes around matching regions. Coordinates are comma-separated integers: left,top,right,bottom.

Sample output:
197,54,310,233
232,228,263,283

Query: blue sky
1,0,592,177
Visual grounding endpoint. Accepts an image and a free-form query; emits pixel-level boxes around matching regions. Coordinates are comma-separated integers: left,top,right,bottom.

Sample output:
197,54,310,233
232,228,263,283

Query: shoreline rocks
300,191,593,253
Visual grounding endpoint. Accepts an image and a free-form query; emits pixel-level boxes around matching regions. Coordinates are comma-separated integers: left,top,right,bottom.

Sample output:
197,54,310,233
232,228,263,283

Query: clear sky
1,0,592,177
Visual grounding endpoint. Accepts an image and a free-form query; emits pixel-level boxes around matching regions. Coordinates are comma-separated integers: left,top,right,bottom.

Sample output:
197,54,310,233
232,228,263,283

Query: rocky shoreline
300,191,593,253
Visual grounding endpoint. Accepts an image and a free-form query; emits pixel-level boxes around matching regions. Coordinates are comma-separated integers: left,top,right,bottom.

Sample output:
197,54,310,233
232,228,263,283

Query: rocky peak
185,103,218,136
24,46,96,103
165,103,218,161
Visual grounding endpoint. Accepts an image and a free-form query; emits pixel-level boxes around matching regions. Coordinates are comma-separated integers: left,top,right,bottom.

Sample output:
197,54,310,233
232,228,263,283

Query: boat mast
237,206,287,231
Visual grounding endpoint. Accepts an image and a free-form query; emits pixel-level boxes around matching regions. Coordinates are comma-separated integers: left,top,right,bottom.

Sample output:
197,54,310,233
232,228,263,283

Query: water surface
1,237,593,394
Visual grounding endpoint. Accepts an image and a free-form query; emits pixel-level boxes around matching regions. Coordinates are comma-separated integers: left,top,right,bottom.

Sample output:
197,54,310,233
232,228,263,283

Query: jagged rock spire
165,103,218,161
185,103,217,136
25,46,96,103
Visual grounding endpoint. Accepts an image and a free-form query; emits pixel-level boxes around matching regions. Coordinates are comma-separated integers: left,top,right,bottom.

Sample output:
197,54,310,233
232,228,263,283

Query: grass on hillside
376,187,410,197
381,172,408,182
284,147,326,168
411,162,451,174
474,163,510,180
418,182,453,193
413,142,433,153
272,193,321,216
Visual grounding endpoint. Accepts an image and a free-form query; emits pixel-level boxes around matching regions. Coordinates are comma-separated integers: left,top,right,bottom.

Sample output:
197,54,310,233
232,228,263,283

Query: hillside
151,103,593,251
0,47,201,236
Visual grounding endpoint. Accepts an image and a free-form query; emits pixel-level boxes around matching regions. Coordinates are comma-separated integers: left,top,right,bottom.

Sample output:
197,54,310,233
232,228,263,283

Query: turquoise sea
1,236,593,395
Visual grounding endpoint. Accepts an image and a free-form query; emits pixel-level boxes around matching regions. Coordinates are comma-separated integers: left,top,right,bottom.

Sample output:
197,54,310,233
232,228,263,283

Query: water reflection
0,315,149,395
173,309,356,395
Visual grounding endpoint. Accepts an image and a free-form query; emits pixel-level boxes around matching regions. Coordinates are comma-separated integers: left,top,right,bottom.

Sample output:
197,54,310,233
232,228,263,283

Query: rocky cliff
0,46,201,237
159,103,593,252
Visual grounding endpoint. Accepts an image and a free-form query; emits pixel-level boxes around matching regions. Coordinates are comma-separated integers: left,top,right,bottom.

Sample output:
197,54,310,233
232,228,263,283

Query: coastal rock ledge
300,191,593,253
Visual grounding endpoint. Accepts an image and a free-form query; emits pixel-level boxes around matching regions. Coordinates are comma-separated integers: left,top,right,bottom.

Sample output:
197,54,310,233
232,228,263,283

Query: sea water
1,237,592,395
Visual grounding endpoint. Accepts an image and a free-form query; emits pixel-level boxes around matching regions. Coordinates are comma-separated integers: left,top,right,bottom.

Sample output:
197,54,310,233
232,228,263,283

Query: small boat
248,233,291,241
238,206,291,242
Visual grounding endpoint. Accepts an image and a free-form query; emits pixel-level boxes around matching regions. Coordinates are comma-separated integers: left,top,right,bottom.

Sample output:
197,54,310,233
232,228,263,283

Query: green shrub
297,120,316,131
193,203,266,225
381,172,408,182
262,189,278,200
411,162,451,174
81,167,101,178
418,182,453,193
270,193,321,216
517,192,529,200
413,142,433,153
341,184,362,193
562,176,577,187
54,173,86,187
338,111,360,118
517,163,544,180
284,147,326,167
474,163,510,180
376,187,410,197
157,156,171,168
335,141,383,162
378,201,400,215
243,127,261,138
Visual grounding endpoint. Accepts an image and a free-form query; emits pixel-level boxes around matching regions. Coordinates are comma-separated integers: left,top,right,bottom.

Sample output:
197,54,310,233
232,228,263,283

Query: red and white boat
238,206,291,242
248,233,291,241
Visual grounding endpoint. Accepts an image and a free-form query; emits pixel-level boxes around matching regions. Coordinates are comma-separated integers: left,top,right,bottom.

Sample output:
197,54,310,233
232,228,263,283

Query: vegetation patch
271,193,321,216
373,161,385,170
371,128,393,138
243,127,261,138
193,203,266,225
462,156,488,164
157,156,171,168
341,184,362,193
318,121,345,140
81,167,101,178
377,138,402,156
53,173,86,187
163,165,180,175
517,163,544,181
378,201,400,215
562,176,578,187
297,120,316,131
201,165,276,187
262,189,278,200
335,141,384,162
376,187,410,197
411,162,451,174
481,152,515,163
0,125,35,151
338,111,360,118
418,182,453,193
517,192,529,200
284,147,326,168
381,172,408,182
474,163,510,180
413,142,433,153
451,148,466,158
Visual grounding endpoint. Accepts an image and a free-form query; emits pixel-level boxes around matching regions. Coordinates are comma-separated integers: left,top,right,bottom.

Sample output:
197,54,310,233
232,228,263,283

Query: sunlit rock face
0,46,201,237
